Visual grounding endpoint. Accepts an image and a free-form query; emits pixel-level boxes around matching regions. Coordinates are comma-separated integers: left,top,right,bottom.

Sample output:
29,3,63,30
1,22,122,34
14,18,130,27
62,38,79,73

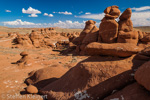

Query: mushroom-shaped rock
20,51,28,56
26,85,38,94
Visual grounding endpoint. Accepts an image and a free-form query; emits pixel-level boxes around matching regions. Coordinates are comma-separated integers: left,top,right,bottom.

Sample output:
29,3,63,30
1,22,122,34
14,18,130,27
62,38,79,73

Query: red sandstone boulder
104,83,150,100
39,56,134,100
85,42,142,57
25,64,68,89
99,19,119,43
26,85,38,94
135,61,150,91
104,5,120,19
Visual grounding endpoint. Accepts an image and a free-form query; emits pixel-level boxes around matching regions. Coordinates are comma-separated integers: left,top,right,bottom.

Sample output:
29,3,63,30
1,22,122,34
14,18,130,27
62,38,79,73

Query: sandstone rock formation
117,8,139,45
85,42,142,57
16,51,33,68
14,33,33,48
73,20,97,45
104,82,150,100
98,5,120,43
135,61,150,91
25,64,68,89
39,56,134,100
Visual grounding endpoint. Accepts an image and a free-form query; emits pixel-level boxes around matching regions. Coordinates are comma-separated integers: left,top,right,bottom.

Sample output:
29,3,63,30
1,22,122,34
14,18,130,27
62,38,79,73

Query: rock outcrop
98,5,120,43
39,56,134,100
117,8,139,45
85,42,142,57
25,64,68,89
135,61,150,91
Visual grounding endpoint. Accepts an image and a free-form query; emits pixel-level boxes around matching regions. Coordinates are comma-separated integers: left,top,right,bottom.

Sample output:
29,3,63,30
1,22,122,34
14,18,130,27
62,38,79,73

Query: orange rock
119,8,132,20
117,30,139,45
99,19,119,43
135,61,150,91
26,85,38,94
85,42,142,57
104,83,150,100
25,64,68,89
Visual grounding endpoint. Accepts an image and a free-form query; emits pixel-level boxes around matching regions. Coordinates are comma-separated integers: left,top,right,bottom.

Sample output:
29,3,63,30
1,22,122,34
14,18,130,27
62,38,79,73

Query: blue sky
1,0,150,28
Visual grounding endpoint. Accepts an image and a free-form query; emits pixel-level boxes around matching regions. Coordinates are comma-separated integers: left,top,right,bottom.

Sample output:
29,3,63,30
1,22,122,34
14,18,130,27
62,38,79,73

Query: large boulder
104,83,150,100
85,42,142,57
135,61,150,91
39,56,134,100
26,85,38,94
99,19,119,43
25,64,68,89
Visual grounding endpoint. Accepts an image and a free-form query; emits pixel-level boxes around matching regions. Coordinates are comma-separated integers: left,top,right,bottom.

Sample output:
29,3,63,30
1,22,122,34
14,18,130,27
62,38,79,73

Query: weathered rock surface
104,83,150,100
25,64,68,89
85,42,142,57
135,61,150,91
39,56,134,100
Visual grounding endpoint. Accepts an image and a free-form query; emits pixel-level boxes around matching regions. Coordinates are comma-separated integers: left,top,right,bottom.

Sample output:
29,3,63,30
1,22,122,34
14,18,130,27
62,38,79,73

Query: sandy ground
0,32,87,100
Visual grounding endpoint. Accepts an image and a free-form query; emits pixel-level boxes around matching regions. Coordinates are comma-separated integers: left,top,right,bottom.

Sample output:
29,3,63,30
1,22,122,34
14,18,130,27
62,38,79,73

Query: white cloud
75,13,105,20
85,12,91,15
44,13,48,16
79,11,83,14
132,6,150,11
5,10,11,12
56,11,72,15
131,11,150,26
22,7,41,17
29,14,38,17
2,19,41,27
2,19,100,28
44,13,53,17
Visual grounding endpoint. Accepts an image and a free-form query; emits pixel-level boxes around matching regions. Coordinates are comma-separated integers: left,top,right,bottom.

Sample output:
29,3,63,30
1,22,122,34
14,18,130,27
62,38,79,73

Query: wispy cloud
79,11,83,14
22,7,41,17
131,6,150,11
85,12,91,15
44,13,54,17
75,13,105,20
53,11,72,15
5,10,11,12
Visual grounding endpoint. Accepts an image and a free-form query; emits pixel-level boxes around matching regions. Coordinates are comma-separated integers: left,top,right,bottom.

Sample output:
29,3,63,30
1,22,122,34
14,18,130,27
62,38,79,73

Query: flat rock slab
85,42,142,57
